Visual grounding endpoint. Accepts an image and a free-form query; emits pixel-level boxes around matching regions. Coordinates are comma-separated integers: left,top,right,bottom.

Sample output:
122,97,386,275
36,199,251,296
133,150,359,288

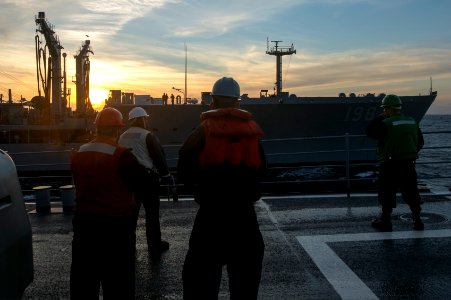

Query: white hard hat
211,77,240,98
128,107,149,121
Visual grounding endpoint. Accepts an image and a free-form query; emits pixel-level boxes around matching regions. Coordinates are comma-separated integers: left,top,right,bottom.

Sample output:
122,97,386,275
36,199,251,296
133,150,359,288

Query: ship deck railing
7,130,451,199
257,130,451,197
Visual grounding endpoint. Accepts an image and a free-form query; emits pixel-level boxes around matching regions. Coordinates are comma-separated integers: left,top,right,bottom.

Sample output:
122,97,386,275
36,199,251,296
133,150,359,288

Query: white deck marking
296,229,451,300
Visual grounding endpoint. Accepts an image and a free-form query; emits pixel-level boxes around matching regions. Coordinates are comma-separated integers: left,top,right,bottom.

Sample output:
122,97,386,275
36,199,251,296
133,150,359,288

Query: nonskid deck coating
22,189,451,299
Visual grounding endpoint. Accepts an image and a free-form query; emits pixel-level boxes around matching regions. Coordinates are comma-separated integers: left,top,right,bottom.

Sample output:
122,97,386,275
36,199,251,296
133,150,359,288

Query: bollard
33,185,51,214
60,185,75,213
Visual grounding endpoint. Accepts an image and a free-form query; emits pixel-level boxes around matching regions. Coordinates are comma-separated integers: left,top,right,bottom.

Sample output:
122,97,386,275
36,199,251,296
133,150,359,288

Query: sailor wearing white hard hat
118,106,174,259
178,76,267,299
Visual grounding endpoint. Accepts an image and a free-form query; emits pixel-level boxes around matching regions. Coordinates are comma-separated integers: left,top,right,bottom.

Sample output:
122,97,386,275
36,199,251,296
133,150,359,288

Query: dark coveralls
177,108,267,299
119,126,170,251
70,136,148,299
365,113,424,220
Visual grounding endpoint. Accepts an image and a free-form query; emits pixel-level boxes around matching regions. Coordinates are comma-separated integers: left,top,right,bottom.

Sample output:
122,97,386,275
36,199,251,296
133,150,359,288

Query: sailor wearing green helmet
365,94,424,232
380,93,403,108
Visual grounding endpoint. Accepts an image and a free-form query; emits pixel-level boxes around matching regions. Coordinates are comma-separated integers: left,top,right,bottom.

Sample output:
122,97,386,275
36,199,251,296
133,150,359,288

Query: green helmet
381,94,402,108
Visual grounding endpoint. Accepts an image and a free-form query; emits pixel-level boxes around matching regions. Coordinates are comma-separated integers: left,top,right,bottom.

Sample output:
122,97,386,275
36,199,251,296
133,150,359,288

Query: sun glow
89,88,109,109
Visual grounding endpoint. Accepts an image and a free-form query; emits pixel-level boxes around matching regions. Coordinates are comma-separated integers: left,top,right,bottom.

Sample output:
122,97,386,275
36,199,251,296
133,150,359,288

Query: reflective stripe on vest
392,120,416,126
79,142,116,155
72,141,134,216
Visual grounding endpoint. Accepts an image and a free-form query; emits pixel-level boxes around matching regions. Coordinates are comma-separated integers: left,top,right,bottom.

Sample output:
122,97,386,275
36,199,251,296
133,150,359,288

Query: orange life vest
71,137,135,216
199,108,264,168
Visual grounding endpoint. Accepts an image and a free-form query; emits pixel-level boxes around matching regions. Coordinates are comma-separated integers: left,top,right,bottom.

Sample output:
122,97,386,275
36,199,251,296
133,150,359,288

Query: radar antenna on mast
266,38,296,98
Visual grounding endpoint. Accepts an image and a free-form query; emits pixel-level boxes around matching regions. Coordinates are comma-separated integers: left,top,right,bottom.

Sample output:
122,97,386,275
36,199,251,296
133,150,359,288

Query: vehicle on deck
0,149,34,299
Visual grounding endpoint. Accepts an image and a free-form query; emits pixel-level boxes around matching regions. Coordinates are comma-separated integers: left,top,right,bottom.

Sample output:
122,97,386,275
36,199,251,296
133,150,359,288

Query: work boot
149,240,170,260
413,218,424,231
371,218,392,232
159,240,170,252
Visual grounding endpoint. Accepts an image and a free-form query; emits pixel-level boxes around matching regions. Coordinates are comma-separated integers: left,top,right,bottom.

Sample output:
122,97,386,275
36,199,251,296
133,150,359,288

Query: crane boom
35,12,64,121
74,40,94,115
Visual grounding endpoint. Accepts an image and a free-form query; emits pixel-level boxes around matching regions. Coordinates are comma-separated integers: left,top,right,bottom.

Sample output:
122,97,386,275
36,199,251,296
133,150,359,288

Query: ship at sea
0,12,437,173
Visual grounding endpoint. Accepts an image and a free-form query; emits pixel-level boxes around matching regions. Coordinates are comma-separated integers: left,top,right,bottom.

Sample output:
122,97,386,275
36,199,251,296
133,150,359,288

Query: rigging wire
283,54,293,92
0,71,36,101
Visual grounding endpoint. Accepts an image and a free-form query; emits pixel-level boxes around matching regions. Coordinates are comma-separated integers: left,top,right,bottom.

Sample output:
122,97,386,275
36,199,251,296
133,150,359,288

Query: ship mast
73,40,94,116
266,38,296,98
184,42,187,104
35,12,65,122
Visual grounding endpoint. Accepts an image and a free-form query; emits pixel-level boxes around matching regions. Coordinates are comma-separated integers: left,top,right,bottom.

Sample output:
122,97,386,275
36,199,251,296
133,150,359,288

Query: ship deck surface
23,181,451,299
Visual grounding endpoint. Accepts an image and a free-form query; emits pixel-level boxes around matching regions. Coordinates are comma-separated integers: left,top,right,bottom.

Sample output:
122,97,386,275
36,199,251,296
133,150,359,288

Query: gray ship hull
0,94,436,172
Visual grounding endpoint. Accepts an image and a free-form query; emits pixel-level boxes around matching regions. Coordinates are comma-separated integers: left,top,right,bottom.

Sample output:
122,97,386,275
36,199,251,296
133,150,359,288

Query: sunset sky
1,0,450,113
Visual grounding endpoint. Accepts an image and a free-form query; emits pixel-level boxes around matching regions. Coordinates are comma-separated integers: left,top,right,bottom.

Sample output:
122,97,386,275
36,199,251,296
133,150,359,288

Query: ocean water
272,114,451,193
417,114,451,191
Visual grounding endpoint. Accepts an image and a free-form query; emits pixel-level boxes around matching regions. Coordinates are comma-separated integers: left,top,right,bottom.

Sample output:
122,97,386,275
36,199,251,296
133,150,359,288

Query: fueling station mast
266,39,296,98
35,12,66,122
73,40,94,116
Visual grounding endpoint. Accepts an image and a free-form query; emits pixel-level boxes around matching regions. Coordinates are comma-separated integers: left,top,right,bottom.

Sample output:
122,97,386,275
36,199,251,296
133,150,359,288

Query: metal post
33,185,51,214
60,185,75,213
184,42,187,104
345,133,350,198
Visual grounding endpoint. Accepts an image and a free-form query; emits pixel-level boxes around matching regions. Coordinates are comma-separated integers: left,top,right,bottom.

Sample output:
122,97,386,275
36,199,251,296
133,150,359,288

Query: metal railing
5,130,451,198
259,131,451,196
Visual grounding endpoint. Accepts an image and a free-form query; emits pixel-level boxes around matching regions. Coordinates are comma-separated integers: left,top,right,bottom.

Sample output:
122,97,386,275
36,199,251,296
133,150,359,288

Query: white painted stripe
300,239,378,300
258,200,306,264
260,190,451,200
296,229,451,300
165,190,451,202
297,229,451,243
258,200,279,225
260,193,378,200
